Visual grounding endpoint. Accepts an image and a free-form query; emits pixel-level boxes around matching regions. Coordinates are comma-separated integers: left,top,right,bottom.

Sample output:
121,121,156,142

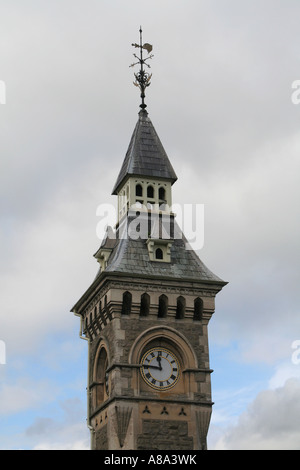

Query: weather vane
130,27,154,110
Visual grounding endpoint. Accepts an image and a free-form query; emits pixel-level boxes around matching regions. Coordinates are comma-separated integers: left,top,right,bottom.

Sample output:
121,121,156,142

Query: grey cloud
25,398,89,450
1,0,300,450
213,378,300,449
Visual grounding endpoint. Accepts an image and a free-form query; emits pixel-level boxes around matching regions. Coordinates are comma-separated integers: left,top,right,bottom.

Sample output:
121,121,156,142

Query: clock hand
143,365,161,370
156,355,162,370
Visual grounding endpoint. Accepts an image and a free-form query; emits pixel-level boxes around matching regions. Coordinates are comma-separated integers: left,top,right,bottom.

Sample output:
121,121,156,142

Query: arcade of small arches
118,180,170,220
134,183,167,211
121,291,203,321
83,290,205,340
135,183,166,202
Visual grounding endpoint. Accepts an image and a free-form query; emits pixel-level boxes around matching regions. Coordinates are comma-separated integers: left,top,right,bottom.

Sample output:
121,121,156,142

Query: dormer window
94,248,113,272
146,238,173,263
93,226,116,272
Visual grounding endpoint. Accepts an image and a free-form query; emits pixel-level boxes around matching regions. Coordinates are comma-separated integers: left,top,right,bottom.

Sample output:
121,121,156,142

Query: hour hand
156,355,162,370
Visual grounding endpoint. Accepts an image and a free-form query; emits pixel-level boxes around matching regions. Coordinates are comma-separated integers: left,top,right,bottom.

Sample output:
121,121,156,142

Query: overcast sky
1,0,300,450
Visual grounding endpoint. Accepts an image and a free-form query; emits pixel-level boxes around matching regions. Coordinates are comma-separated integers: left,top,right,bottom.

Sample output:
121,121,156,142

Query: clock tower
71,30,227,451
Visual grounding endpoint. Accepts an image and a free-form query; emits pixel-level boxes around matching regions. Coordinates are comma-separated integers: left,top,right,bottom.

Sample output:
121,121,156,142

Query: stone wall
137,419,193,450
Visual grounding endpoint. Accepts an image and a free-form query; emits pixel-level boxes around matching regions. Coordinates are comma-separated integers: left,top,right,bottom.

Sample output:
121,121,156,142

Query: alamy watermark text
0,340,6,365
0,80,6,104
96,203,205,250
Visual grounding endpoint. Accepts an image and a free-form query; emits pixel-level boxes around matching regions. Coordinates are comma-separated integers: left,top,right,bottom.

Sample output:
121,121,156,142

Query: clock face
140,347,180,390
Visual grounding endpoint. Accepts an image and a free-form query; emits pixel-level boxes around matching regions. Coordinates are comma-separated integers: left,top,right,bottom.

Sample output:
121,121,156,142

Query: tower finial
130,27,154,111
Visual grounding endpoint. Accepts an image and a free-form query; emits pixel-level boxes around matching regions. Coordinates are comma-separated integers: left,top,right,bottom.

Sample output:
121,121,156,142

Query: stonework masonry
77,273,222,450
71,108,227,450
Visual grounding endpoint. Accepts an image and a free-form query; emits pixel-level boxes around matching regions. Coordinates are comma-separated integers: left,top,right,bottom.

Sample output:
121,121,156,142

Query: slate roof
112,110,177,195
94,220,225,284
71,111,226,314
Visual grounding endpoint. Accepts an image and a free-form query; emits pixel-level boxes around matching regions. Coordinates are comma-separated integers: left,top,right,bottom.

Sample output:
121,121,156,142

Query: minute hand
142,365,162,370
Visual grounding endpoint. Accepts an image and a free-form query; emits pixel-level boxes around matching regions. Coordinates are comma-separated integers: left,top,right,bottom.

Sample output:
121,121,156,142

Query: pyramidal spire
112,110,177,195
130,27,154,111
112,30,176,195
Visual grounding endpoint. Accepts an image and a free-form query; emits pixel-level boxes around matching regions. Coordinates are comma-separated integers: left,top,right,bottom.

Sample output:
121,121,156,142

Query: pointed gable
112,110,177,195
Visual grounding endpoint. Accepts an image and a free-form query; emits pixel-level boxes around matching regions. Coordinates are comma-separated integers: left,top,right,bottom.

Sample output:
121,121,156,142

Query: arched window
158,294,168,318
140,293,150,317
95,347,108,407
147,185,154,198
176,296,186,319
121,291,132,315
159,187,166,200
194,297,203,321
155,248,163,260
136,184,143,197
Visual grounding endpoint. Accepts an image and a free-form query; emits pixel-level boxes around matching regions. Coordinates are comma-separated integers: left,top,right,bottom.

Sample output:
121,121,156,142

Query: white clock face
140,348,180,390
